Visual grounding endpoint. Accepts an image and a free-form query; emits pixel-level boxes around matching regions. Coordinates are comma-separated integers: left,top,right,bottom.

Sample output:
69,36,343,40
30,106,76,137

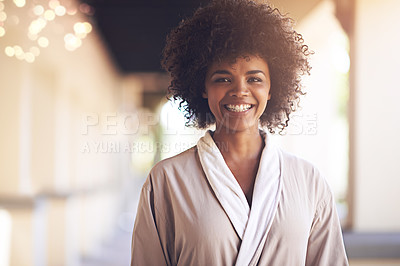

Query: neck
212,127,264,159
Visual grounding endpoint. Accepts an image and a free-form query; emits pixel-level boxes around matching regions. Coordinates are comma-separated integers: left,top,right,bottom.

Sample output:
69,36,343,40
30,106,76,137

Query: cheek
208,99,220,114
205,95,223,118
257,92,270,112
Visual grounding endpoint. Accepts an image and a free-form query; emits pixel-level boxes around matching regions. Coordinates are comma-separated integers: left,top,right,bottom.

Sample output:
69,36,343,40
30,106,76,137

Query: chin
215,121,259,134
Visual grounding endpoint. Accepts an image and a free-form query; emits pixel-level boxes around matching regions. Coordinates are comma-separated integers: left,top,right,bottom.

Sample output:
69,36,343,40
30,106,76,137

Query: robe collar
197,130,283,266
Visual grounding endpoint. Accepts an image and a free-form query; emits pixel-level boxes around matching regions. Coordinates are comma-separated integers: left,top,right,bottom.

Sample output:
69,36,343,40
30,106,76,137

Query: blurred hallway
1,0,400,265
78,230,400,266
79,228,131,266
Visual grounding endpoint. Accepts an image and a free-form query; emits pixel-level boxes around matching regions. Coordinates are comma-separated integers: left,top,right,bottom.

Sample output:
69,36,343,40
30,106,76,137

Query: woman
131,0,348,265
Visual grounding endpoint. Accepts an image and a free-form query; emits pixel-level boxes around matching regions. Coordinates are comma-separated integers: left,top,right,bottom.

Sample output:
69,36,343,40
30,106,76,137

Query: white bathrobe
131,131,348,266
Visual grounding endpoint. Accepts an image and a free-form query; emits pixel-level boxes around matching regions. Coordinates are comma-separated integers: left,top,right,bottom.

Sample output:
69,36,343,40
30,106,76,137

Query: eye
214,77,231,83
248,77,263,82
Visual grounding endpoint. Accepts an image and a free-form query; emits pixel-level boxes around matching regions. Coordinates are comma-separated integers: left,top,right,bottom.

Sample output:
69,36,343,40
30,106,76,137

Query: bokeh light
29,46,40,56
13,45,23,56
55,6,66,16
29,18,47,35
74,22,85,35
44,10,56,21
28,32,38,41
79,3,94,15
0,26,5,37
64,33,82,51
15,48,25,60
5,46,14,57
66,7,77,16
13,0,25,8
74,22,92,39
83,22,92,33
24,52,35,63
0,11,7,22
38,36,49,47
33,5,45,16
49,0,60,10
1,0,93,61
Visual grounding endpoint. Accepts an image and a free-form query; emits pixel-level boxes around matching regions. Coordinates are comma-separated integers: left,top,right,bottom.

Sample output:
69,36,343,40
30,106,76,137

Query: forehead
207,55,269,72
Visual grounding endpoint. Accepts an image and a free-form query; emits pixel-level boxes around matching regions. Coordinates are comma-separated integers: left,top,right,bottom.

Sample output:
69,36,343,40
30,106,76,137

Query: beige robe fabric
131,133,349,266
197,131,281,266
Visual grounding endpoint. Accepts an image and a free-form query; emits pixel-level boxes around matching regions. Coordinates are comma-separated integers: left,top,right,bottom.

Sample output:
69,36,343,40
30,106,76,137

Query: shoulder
279,148,321,179
151,146,199,175
278,147,333,205
143,146,200,190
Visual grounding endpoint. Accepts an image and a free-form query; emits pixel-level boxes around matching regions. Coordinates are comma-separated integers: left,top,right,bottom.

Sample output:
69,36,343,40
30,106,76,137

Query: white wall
269,1,350,225
0,0,136,265
354,0,400,231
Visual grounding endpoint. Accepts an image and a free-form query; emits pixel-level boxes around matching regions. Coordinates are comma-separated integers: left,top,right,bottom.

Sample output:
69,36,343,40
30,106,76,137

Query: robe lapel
197,131,283,265
197,131,250,240
234,134,283,266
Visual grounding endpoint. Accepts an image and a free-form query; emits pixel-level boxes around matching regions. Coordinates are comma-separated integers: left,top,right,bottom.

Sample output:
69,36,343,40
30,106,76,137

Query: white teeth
225,104,252,112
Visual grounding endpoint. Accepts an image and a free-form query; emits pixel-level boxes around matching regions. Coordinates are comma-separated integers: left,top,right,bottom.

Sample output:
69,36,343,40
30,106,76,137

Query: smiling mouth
224,104,253,112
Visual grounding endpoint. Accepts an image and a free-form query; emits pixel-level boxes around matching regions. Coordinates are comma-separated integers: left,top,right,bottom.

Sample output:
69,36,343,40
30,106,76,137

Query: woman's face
203,55,271,134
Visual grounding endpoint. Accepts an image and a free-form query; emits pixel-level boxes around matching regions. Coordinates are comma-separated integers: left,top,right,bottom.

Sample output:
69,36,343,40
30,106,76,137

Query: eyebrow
210,69,266,77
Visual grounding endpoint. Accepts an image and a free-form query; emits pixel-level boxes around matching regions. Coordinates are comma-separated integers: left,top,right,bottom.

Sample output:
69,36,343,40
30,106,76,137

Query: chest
227,159,260,203
168,185,240,265
165,181,313,266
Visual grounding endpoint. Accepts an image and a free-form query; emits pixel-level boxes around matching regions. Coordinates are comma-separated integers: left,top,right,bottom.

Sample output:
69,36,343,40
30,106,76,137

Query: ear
202,90,208,99
268,92,271,100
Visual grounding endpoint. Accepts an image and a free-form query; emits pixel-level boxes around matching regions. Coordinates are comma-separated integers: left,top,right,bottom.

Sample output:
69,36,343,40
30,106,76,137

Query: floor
350,260,400,266
79,229,400,266
80,227,132,266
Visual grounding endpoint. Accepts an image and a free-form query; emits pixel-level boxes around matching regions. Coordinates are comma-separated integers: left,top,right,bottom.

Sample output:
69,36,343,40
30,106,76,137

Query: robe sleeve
305,190,349,266
131,179,169,266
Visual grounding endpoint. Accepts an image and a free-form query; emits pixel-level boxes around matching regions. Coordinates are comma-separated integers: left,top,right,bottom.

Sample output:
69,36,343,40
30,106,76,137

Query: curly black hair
161,0,312,133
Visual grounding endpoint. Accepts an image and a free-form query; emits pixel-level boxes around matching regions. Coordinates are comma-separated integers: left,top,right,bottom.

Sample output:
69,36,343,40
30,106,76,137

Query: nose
229,80,249,97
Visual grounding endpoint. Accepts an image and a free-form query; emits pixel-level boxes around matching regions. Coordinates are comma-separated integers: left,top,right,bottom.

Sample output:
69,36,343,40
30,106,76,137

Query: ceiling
82,0,207,73
83,0,322,74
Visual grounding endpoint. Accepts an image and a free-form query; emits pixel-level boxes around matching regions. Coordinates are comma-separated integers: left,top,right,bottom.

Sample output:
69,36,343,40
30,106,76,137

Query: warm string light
0,0,94,63
0,11,6,21
0,1,5,37
13,0,26,8
64,21,92,50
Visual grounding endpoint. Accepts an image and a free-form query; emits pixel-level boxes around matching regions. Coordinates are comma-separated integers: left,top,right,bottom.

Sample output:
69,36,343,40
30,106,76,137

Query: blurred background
0,0,399,265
